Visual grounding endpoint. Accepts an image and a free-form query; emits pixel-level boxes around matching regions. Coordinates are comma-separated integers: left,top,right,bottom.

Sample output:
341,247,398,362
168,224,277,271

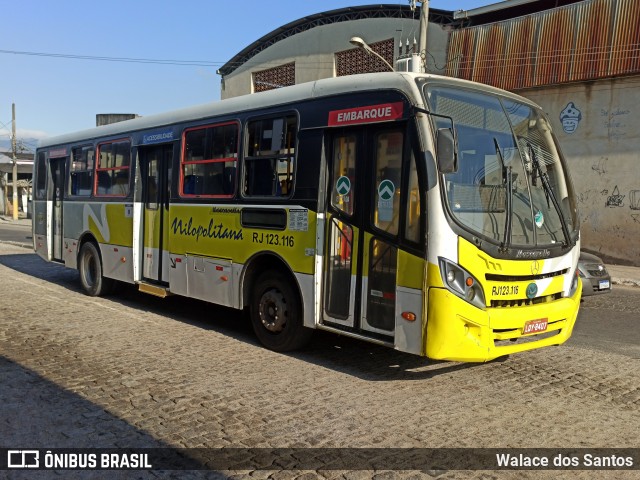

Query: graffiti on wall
631,191,640,224
605,186,625,207
601,187,640,226
630,191,640,211
591,157,607,175
560,102,582,134
600,107,630,142
557,98,639,244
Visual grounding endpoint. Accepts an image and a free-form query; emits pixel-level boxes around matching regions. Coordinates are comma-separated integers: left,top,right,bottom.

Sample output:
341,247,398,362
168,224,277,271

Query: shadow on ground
0,252,491,382
0,355,232,479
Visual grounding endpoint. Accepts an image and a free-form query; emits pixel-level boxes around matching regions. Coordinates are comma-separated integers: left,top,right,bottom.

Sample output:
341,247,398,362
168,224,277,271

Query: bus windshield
425,85,578,249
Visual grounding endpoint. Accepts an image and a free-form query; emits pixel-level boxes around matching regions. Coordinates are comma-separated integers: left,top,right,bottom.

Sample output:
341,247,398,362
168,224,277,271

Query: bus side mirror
436,128,458,174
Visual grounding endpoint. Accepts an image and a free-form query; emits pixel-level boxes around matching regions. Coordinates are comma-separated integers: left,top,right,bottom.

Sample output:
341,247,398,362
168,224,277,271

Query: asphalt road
570,286,640,359
0,218,32,246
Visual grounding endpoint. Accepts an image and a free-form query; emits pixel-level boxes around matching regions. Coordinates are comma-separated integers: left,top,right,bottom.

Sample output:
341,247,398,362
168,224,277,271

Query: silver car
578,252,612,296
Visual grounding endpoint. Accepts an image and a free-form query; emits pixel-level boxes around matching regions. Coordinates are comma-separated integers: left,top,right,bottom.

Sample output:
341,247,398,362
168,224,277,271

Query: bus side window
95,139,131,197
181,122,238,198
244,114,297,197
35,151,47,200
69,145,95,197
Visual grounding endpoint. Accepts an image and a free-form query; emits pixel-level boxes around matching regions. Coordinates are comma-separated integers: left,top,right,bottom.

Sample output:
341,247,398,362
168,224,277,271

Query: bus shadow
293,332,496,381
0,252,255,339
0,252,495,381
0,252,83,293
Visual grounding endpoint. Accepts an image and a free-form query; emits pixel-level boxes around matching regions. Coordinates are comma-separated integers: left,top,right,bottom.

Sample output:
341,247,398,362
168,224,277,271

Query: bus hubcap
259,289,287,333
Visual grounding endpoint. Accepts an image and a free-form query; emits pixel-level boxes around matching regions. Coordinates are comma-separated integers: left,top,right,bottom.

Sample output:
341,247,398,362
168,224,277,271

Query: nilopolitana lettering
171,217,243,242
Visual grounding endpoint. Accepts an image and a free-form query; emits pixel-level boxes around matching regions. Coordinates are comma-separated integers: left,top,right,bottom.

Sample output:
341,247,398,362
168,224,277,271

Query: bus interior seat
204,174,223,195
223,166,236,194
184,175,203,195
114,171,129,195
97,171,112,194
249,163,275,196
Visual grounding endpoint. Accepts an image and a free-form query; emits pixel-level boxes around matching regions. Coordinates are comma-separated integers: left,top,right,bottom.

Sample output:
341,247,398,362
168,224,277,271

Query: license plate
523,318,548,335
599,280,610,290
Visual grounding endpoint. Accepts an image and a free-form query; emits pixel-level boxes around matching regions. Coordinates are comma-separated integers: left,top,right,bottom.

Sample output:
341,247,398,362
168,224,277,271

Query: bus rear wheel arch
78,241,114,297
249,269,313,352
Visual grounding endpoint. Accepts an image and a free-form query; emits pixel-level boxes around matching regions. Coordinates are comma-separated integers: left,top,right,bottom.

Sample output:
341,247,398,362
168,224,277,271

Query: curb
0,240,32,250
612,277,640,288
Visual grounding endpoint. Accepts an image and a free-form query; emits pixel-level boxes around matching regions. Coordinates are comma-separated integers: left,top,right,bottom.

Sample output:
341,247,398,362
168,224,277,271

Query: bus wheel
78,242,114,297
250,271,313,352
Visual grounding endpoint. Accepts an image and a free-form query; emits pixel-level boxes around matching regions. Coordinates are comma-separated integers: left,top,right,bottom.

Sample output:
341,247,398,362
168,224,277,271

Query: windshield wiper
527,142,571,246
494,138,512,252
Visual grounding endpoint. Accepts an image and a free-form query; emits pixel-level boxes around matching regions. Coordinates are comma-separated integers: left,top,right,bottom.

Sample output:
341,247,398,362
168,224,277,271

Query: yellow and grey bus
32,72,581,362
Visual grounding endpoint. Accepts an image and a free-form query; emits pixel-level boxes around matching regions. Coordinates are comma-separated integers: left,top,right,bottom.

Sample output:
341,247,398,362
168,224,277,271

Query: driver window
405,152,421,243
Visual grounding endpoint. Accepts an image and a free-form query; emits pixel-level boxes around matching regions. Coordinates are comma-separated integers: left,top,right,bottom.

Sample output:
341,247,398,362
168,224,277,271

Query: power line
0,49,225,67
0,47,396,70
0,119,14,133
0,46,406,69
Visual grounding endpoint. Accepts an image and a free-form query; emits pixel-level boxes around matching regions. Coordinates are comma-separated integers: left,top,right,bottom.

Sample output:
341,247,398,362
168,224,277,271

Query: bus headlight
439,257,486,310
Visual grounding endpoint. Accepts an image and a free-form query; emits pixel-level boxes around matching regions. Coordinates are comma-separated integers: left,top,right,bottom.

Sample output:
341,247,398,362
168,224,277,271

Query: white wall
520,76,640,265
220,19,449,99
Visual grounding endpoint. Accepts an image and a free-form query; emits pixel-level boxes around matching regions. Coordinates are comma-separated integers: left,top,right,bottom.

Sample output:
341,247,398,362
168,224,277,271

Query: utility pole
11,103,18,220
418,0,429,64
410,0,429,72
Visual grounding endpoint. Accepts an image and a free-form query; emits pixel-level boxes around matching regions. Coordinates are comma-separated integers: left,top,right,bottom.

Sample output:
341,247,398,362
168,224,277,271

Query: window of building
336,38,395,76
95,139,131,197
252,62,295,93
244,115,297,197
181,122,238,197
69,145,94,197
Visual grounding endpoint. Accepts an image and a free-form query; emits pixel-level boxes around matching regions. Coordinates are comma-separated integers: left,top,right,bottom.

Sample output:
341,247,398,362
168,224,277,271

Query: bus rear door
50,153,67,262
139,144,173,284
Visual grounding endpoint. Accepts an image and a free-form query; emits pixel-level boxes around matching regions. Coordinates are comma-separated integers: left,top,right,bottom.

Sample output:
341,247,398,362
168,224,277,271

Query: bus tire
250,270,313,352
78,242,114,297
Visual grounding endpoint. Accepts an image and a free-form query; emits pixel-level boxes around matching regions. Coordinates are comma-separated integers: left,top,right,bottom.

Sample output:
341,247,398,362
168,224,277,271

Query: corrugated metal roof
217,4,453,77
446,0,640,90
610,0,640,76
454,0,540,20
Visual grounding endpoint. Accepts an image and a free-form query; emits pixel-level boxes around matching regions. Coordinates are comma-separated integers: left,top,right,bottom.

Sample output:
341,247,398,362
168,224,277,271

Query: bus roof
38,72,538,149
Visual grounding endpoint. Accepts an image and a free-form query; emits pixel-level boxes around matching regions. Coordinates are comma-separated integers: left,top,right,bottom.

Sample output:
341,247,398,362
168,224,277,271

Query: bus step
138,282,171,298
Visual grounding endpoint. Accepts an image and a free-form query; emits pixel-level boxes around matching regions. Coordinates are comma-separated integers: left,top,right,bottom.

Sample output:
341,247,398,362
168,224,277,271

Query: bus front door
50,157,66,262
323,128,404,339
140,144,173,284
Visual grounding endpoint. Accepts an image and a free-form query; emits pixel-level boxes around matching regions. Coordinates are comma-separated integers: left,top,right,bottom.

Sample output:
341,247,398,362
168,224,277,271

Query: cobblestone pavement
0,243,638,480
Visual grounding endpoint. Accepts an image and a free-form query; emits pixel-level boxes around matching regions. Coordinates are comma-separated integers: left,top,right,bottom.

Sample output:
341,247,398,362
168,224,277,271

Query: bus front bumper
425,285,581,362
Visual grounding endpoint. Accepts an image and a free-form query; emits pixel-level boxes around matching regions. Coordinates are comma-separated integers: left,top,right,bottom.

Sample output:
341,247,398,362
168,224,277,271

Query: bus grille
490,292,563,308
485,269,567,282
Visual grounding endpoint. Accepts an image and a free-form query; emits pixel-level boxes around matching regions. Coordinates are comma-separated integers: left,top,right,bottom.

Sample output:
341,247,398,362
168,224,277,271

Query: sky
0,0,493,149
